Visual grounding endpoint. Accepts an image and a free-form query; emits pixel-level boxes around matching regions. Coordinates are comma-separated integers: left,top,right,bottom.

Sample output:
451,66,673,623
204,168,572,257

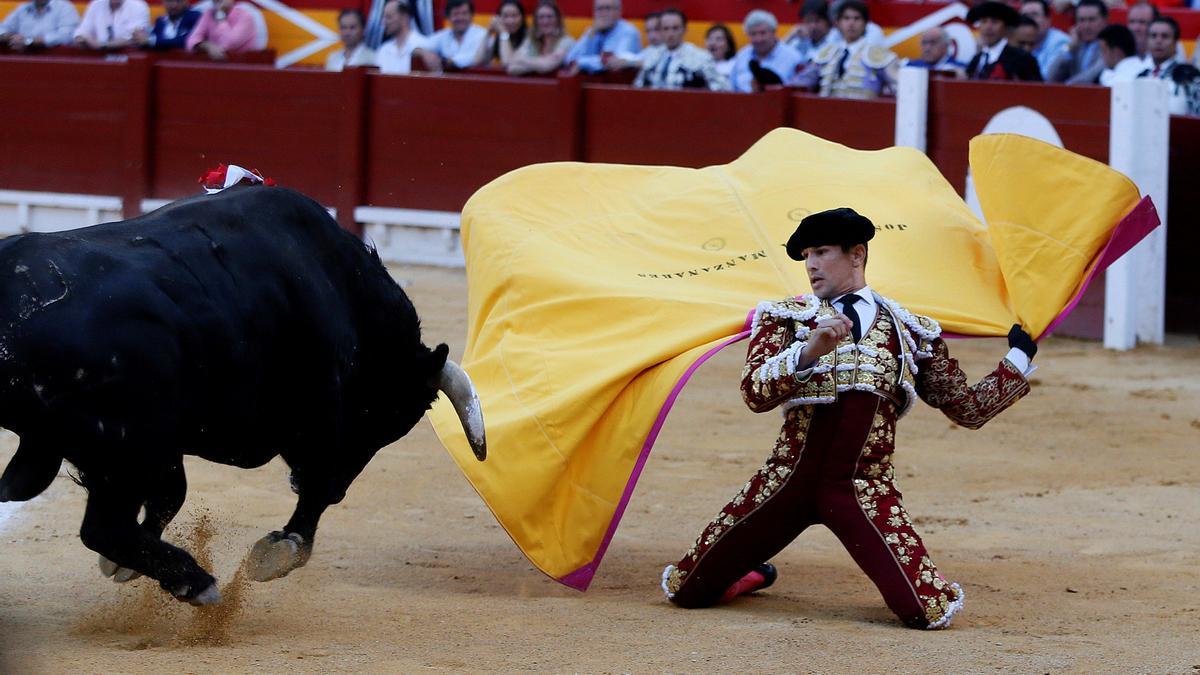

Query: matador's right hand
801,313,853,366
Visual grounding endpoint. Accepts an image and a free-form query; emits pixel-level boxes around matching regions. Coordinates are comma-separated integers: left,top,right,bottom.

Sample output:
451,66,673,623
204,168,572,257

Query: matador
661,207,1038,629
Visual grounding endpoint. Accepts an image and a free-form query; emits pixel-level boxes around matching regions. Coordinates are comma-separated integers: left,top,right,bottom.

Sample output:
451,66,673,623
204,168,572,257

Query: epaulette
811,42,841,65
862,45,898,69
750,294,821,334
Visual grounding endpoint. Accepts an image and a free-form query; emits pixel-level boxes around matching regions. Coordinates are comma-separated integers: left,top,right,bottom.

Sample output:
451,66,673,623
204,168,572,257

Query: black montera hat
966,1,1020,27
786,207,876,260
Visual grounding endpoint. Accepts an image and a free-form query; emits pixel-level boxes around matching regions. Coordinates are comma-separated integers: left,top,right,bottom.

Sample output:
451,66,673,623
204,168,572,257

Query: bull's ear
426,343,450,384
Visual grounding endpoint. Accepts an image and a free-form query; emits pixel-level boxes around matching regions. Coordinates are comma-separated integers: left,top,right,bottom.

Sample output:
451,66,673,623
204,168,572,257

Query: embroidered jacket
741,294,1029,429
805,39,899,99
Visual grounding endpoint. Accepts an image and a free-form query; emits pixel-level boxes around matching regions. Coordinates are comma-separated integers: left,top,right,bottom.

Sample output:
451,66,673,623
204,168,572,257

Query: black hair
337,8,365,26
1150,15,1180,41
660,7,686,26
1018,15,1039,30
835,0,869,23
705,23,737,59
445,0,473,17
801,0,831,22
1098,23,1135,56
1076,0,1108,19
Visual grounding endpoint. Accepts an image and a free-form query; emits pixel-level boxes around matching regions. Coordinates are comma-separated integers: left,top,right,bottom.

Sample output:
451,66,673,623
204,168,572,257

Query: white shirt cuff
1005,347,1036,377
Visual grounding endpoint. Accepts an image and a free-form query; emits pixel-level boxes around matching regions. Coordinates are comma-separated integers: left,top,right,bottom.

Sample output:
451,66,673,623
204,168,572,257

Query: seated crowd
0,0,267,57
3,0,1197,113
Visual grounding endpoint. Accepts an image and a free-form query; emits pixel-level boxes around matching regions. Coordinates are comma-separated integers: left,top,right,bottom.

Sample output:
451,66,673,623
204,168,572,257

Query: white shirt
804,285,1035,375
73,0,149,44
376,31,432,75
973,37,1008,77
325,42,376,71
1099,54,1150,86
430,23,486,69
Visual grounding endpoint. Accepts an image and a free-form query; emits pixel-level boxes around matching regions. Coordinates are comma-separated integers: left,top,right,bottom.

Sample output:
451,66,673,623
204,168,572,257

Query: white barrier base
0,191,459,268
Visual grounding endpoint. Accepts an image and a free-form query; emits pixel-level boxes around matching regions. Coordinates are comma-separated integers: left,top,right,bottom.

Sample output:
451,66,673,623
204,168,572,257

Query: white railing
0,191,459,268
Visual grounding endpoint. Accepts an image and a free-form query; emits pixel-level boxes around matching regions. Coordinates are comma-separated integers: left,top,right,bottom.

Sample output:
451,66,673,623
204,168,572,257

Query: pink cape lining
554,196,1160,590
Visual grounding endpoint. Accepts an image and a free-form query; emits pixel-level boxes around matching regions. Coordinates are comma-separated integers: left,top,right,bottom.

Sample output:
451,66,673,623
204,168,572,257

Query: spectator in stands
1046,0,1107,83
507,0,574,75
643,11,661,49
795,0,898,98
783,0,834,64
705,23,737,81
1125,1,1156,61
564,0,641,74
729,10,803,92
430,0,486,70
73,0,149,49
1011,17,1039,54
1019,0,1069,79
135,0,199,50
471,0,525,67
1096,24,1143,85
326,8,375,70
612,10,660,69
634,8,728,91
377,0,437,74
185,0,254,58
965,1,1043,81
1138,17,1200,115
1,0,78,49
906,25,965,73
826,0,884,47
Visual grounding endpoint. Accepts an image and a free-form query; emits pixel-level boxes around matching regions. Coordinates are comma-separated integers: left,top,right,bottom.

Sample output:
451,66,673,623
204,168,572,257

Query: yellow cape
429,129,1158,589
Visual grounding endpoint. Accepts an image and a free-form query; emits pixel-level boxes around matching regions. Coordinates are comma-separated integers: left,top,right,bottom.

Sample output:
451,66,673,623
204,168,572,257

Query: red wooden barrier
582,85,789,166
790,93,895,150
0,55,149,212
364,72,579,211
152,62,362,228
927,79,1109,194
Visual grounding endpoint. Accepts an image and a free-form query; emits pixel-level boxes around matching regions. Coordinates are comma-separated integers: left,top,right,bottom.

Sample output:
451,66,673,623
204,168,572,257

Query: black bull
0,186,486,604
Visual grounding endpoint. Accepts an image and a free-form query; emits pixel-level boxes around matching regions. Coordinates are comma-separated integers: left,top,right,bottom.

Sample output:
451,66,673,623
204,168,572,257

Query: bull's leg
81,482,219,605
246,452,369,583
98,459,187,584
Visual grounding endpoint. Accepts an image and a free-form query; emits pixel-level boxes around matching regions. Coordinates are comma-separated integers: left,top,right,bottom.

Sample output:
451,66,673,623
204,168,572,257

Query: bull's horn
438,359,487,461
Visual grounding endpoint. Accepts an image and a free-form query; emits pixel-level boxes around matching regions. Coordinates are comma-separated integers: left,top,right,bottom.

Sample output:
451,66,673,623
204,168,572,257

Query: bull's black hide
0,185,476,603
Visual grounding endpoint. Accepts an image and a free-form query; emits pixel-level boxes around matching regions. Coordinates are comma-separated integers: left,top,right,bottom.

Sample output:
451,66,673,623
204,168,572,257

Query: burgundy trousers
662,391,962,629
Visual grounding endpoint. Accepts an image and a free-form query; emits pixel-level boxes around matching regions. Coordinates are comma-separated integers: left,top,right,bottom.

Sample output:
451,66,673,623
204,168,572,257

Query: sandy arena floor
1,266,1198,673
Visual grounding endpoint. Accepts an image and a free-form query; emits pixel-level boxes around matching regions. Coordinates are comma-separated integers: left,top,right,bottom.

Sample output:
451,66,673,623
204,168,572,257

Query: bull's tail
0,439,61,502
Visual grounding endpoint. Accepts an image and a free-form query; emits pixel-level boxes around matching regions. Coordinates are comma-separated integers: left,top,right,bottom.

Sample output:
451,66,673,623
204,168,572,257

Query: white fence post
895,67,929,152
1105,79,1170,350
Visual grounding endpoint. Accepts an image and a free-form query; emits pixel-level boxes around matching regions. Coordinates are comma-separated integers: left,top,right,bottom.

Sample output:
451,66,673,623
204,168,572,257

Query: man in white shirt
429,0,486,71
1096,24,1146,85
0,0,79,49
326,8,376,71
376,0,435,75
633,8,728,90
73,0,149,49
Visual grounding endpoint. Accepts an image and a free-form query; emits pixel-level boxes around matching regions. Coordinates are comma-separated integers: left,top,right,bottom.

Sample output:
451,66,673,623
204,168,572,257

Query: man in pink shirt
73,0,149,49
186,0,255,59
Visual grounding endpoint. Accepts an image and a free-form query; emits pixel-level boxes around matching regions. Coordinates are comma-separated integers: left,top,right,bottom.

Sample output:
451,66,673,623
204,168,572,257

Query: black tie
839,293,863,343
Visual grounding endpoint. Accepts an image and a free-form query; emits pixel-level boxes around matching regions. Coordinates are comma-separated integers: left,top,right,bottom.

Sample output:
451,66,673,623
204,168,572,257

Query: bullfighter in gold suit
661,208,1038,629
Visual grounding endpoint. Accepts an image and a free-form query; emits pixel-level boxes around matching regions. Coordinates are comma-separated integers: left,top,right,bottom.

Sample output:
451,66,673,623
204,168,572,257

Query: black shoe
754,562,778,590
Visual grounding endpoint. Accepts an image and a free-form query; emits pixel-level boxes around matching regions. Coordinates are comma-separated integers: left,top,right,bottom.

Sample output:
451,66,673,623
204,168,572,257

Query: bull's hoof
164,580,222,605
246,530,311,582
188,582,222,606
98,555,142,583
